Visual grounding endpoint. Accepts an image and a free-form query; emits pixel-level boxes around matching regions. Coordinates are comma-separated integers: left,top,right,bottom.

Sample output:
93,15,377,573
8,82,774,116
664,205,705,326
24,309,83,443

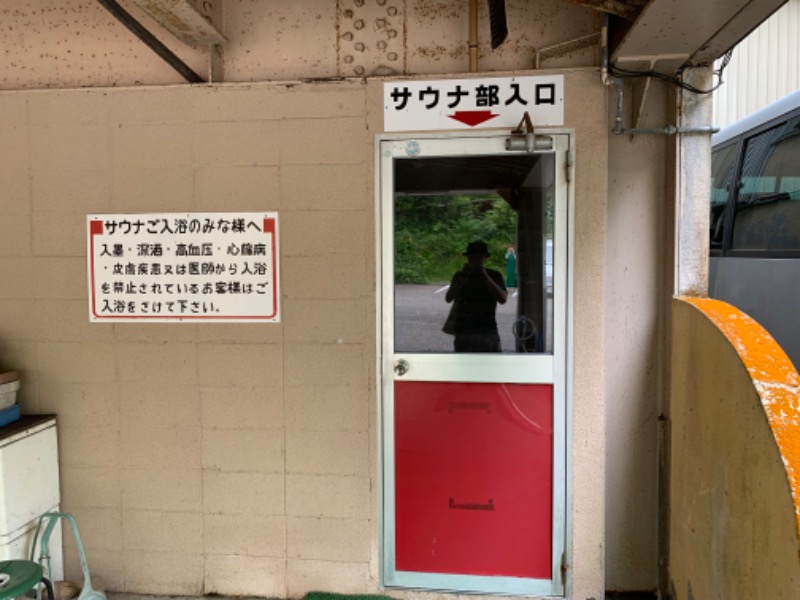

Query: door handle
394,359,409,376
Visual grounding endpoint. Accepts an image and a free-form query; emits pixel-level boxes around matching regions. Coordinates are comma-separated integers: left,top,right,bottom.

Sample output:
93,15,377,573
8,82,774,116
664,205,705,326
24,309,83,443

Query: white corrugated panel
713,0,800,129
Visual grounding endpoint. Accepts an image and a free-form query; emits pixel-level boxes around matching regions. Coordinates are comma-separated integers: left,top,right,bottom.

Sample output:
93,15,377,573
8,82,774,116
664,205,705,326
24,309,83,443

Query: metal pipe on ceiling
96,0,205,84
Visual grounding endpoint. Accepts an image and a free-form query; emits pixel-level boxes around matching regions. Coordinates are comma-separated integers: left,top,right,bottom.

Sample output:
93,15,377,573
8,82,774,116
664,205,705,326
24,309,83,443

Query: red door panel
394,381,553,579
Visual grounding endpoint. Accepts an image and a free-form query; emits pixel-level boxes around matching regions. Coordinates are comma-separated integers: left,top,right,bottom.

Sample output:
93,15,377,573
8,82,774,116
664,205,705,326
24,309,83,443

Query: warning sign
384,75,564,132
87,212,280,322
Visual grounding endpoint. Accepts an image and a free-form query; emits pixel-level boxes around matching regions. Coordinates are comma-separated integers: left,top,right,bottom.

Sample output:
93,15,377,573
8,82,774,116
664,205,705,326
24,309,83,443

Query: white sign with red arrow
383,75,563,132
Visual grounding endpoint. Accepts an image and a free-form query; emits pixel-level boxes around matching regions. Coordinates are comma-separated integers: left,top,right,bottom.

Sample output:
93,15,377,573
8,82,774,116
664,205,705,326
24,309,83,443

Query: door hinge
565,149,572,183
560,551,568,584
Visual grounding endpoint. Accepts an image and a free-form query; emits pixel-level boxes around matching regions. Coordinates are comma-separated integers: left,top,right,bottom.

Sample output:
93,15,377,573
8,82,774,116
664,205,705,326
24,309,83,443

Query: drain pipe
97,0,205,83
612,78,718,136
469,0,479,72
601,14,613,86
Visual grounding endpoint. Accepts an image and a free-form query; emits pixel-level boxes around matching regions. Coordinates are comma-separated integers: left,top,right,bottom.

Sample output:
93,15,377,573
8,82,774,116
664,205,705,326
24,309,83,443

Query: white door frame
376,130,574,597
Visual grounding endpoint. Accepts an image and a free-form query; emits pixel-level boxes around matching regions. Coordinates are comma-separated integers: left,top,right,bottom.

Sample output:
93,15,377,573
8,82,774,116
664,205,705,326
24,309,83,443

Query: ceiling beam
128,0,225,46
563,0,649,21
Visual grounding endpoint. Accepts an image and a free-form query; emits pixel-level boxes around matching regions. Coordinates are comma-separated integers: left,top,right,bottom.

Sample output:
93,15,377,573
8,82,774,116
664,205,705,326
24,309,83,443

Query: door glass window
732,120,800,251
710,143,737,250
393,154,555,354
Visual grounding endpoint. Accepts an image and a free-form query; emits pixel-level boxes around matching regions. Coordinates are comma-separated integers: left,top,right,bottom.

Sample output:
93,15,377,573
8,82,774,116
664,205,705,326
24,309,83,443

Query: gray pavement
393,283,524,353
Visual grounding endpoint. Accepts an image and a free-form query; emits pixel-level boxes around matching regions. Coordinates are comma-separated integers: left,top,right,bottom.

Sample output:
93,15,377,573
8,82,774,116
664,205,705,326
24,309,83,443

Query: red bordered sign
87,212,280,323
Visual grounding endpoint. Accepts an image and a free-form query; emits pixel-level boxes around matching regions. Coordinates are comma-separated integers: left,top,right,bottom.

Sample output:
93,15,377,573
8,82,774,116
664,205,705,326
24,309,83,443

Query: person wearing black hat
444,240,508,352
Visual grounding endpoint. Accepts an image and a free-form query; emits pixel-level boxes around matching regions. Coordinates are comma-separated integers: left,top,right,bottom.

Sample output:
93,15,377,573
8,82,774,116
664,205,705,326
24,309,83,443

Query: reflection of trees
394,194,516,284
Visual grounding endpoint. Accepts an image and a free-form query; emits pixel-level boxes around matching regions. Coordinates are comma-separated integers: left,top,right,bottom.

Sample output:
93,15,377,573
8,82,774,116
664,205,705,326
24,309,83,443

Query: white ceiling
612,0,788,73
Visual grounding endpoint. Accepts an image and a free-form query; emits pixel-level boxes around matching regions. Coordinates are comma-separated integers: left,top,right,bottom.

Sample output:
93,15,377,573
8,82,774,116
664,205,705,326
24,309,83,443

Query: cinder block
0,123,29,169
32,169,110,214
204,554,286,598
197,343,282,387
37,382,118,430
202,429,284,473
33,257,87,300
119,383,201,430
190,85,279,122
63,547,123,592
0,214,32,257
195,165,281,212
284,342,367,387
196,320,284,344
58,426,120,468
0,169,30,214
111,123,193,170
37,342,117,384
201,386,284,431
269,84,367,120
122,549,203,595
28,89,111,125
283,298,369,344
286,474,371,519
30,124,109,171
110,167,194,213
61,507,122,551
32,212,85,257
120,426,201,469
116,342,198,386
277,118,367,165
286,558,371,597
109,89,191,124
121,468,202,512
203,471,285,516
193,121,280,167
282,210,368,257
192,83,365,122
204,513,286,557
111,322,199,344
282,255,369,300
0,259,35,299
280,163,370,211
0,300,42,341
122,510,203,552
59,465,121,509
287,516,371,562
286,429,369,475
284,385,368,432
34,300,114,343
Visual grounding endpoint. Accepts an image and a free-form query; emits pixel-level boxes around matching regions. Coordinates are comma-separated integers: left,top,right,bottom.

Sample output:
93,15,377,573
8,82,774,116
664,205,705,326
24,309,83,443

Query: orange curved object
683,297,800,539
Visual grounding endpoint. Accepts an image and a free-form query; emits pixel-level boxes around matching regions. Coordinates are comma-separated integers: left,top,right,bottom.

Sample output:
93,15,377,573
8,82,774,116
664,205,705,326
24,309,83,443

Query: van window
710,144,737,250
732,121,800,251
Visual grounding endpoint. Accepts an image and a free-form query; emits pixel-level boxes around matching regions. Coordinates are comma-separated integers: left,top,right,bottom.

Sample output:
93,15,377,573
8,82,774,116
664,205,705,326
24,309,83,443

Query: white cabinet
0,416,62,581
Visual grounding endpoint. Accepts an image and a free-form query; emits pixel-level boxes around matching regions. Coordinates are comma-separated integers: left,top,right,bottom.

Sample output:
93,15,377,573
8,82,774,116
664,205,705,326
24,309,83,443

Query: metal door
378,132,570,596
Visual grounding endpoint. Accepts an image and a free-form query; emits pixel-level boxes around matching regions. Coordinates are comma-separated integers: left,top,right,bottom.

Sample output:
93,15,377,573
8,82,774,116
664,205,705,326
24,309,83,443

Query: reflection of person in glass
505,245,518,289
445,240,508,352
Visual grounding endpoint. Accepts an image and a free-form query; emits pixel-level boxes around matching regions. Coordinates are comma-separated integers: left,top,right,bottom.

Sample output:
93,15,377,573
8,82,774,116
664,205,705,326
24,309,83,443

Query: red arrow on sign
448,110,499,127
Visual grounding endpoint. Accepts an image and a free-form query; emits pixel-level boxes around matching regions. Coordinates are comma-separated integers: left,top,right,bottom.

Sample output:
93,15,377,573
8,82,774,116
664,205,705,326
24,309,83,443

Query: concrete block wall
0,80,375,597
0,69,611,599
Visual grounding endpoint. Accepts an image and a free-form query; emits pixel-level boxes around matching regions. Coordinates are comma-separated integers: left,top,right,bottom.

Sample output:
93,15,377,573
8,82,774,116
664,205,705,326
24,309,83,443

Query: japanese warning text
87,212,280,322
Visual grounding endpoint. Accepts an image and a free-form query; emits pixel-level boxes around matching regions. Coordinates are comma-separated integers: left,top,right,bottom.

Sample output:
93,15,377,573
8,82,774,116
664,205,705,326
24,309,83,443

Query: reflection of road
394,284,531,353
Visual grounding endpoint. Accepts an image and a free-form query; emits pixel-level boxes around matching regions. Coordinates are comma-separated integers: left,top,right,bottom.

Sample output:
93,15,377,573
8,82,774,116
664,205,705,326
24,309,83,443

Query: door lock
394,359,409,376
